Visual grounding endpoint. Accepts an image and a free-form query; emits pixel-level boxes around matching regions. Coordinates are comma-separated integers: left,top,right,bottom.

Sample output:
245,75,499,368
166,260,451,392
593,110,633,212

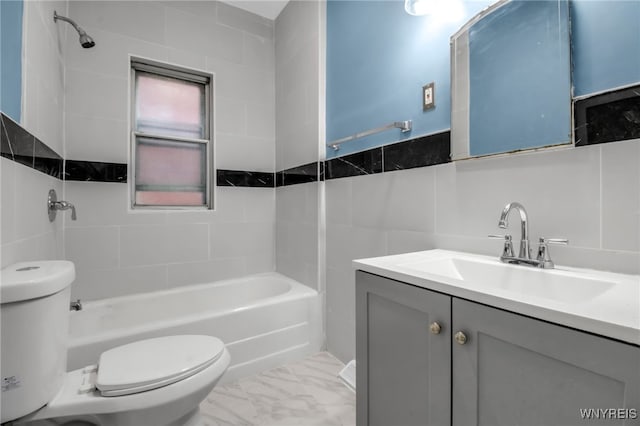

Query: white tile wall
71,265,169,301
325,140,640,363
1,159,17,246
435,146,601,248
274,1,324,294
601,139,640,252
22,0,66,155
1,1,67,268
64,0,275,165
69,1,167,44
165,8,224,60
167,258,246,288
65,69,128,122
275,0,321,171
216,2,274,40
65,227,119,270
62,180,276,299
64,114,129,163
64,26,169,79
276,183,320,289
60,1,276,300
1,159,64,268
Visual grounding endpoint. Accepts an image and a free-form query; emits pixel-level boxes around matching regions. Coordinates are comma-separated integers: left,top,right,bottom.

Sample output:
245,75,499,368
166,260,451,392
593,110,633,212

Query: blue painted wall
326,0,491,158
571,0,640,97
0,0,23,122
327,0,640,158
468,0,571,156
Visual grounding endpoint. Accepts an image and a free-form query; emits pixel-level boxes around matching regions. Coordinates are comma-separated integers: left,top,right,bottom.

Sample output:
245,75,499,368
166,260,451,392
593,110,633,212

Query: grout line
599,145,603,250
433,166,438,235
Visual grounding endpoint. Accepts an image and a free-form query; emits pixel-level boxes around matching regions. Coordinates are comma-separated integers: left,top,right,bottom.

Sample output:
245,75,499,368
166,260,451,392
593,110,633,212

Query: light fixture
404,0,433,16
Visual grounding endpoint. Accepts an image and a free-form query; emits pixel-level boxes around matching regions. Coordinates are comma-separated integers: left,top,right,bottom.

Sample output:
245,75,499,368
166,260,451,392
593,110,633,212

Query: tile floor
199,352,356,426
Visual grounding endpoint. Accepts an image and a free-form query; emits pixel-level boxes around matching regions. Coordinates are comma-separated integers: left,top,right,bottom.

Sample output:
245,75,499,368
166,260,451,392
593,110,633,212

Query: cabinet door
452,298,640,426
356,271,451,426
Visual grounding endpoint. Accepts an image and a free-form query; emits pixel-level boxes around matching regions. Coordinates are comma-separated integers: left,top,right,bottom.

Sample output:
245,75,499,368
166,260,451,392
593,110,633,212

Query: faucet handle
488,234,514,258
536,237,568,269
539,237,568,245
488,234,511,240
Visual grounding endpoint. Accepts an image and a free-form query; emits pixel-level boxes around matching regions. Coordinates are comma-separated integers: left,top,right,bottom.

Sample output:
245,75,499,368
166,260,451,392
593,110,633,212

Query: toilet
0,261,230,426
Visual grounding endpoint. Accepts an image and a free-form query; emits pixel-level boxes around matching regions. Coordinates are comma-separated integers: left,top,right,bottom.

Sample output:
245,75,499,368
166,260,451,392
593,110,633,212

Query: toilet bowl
15,336,230,426
1,262,230,426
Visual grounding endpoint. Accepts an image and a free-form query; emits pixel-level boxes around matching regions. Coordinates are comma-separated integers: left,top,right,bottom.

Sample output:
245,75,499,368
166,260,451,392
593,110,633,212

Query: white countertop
353,249,640,346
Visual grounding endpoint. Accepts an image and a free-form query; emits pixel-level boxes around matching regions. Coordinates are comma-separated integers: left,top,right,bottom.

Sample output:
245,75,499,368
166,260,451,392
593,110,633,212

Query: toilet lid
96,335,225,397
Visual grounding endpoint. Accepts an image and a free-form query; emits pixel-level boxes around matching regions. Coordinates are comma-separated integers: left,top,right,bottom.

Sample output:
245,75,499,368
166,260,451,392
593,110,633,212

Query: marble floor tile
200,382,261,426
324,403,357,426
289,353,355,406
201,352,355,426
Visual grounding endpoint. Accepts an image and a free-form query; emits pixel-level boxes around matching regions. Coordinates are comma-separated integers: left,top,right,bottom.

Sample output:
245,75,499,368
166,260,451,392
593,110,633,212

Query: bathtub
67,272,322,383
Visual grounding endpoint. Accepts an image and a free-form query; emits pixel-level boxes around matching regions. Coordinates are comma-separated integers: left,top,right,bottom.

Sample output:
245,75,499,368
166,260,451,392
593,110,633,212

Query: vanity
354,250,640,426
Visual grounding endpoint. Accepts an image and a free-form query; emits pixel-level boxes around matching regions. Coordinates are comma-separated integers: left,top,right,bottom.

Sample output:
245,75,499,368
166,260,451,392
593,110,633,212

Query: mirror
451,0,572,159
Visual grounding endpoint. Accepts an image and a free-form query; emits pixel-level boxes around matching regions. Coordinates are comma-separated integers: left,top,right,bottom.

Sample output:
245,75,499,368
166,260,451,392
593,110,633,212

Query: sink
354,249,639,345
398,256,616,303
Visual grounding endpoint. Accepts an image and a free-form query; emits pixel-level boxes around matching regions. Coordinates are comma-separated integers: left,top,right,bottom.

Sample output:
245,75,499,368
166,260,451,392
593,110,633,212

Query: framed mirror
450,0,572,160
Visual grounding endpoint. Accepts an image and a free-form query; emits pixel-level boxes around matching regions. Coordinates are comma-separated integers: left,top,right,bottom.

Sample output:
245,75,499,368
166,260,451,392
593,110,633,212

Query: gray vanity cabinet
452,298,640,426
356,271,640,426
355,271,452,426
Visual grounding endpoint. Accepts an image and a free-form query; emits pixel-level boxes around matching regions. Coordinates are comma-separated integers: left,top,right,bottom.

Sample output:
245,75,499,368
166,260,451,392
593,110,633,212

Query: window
131,60,212,208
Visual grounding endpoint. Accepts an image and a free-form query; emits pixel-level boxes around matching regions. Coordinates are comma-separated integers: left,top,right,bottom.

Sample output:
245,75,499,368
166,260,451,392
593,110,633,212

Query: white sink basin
354,249,640,345
398,256,616,303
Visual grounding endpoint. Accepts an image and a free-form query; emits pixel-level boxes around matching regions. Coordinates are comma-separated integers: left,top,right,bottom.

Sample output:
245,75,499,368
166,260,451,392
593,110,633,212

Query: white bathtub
67,272,322,383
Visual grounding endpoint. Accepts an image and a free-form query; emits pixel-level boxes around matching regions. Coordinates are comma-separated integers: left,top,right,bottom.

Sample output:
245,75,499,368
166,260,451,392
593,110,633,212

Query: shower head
78,32,95,49
53,11,95,48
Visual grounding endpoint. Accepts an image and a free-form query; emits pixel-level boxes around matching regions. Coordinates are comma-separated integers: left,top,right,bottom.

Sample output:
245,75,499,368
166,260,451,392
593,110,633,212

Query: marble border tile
1,114,15,161
325,147,383,180
65,160,127,182
323,131,452,181
575,85,640,146
1,112,63,178
34,137,63,179
1,112,36,169
383,131,450,171
216,169,275,188
276,162,319,187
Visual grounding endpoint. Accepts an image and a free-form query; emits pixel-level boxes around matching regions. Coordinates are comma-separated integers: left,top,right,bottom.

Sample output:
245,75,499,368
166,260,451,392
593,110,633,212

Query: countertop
354,249,640,346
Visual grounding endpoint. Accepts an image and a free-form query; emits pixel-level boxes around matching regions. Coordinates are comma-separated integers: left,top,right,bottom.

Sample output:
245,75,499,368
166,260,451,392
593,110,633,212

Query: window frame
130,58,213,210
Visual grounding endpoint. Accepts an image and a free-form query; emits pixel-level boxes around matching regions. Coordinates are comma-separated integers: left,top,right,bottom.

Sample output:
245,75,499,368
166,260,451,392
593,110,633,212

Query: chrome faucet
498,201,530,259
490,202,568,269
51,200,77,220
47,189,77,222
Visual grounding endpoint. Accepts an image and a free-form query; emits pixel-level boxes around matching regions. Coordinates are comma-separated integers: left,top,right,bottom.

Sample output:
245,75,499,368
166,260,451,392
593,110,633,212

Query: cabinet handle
429,322,442,334
454,331,468,345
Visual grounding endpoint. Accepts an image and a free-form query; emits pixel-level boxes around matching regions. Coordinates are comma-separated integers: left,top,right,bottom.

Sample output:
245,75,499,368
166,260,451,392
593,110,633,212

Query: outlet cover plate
423,82,435,111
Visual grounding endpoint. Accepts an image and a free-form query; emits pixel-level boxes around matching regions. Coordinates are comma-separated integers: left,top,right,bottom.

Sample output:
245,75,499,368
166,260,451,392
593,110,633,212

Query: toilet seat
96,335,225,397
16,336,230,425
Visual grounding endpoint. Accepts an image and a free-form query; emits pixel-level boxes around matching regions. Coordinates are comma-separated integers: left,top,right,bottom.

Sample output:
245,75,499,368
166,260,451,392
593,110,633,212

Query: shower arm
53,11,84,34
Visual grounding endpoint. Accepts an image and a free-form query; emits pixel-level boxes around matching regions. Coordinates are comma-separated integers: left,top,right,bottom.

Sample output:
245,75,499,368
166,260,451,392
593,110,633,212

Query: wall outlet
423,82,435,111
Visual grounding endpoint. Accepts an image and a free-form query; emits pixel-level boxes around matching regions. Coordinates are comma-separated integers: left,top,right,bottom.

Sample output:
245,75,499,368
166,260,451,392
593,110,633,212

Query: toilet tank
1,261,75,423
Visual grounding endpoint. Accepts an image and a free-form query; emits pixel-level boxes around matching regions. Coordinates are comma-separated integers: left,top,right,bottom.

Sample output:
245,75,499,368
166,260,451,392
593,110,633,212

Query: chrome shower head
53,11,95,49
78,31,95,49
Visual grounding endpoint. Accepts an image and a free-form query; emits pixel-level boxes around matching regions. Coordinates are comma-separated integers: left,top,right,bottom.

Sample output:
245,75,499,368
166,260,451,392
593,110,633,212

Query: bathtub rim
68,272,318,348
72,271,315,310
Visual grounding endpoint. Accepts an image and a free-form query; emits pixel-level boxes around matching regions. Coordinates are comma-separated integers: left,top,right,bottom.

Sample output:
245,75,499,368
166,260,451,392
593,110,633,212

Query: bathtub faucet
70,299,82,311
